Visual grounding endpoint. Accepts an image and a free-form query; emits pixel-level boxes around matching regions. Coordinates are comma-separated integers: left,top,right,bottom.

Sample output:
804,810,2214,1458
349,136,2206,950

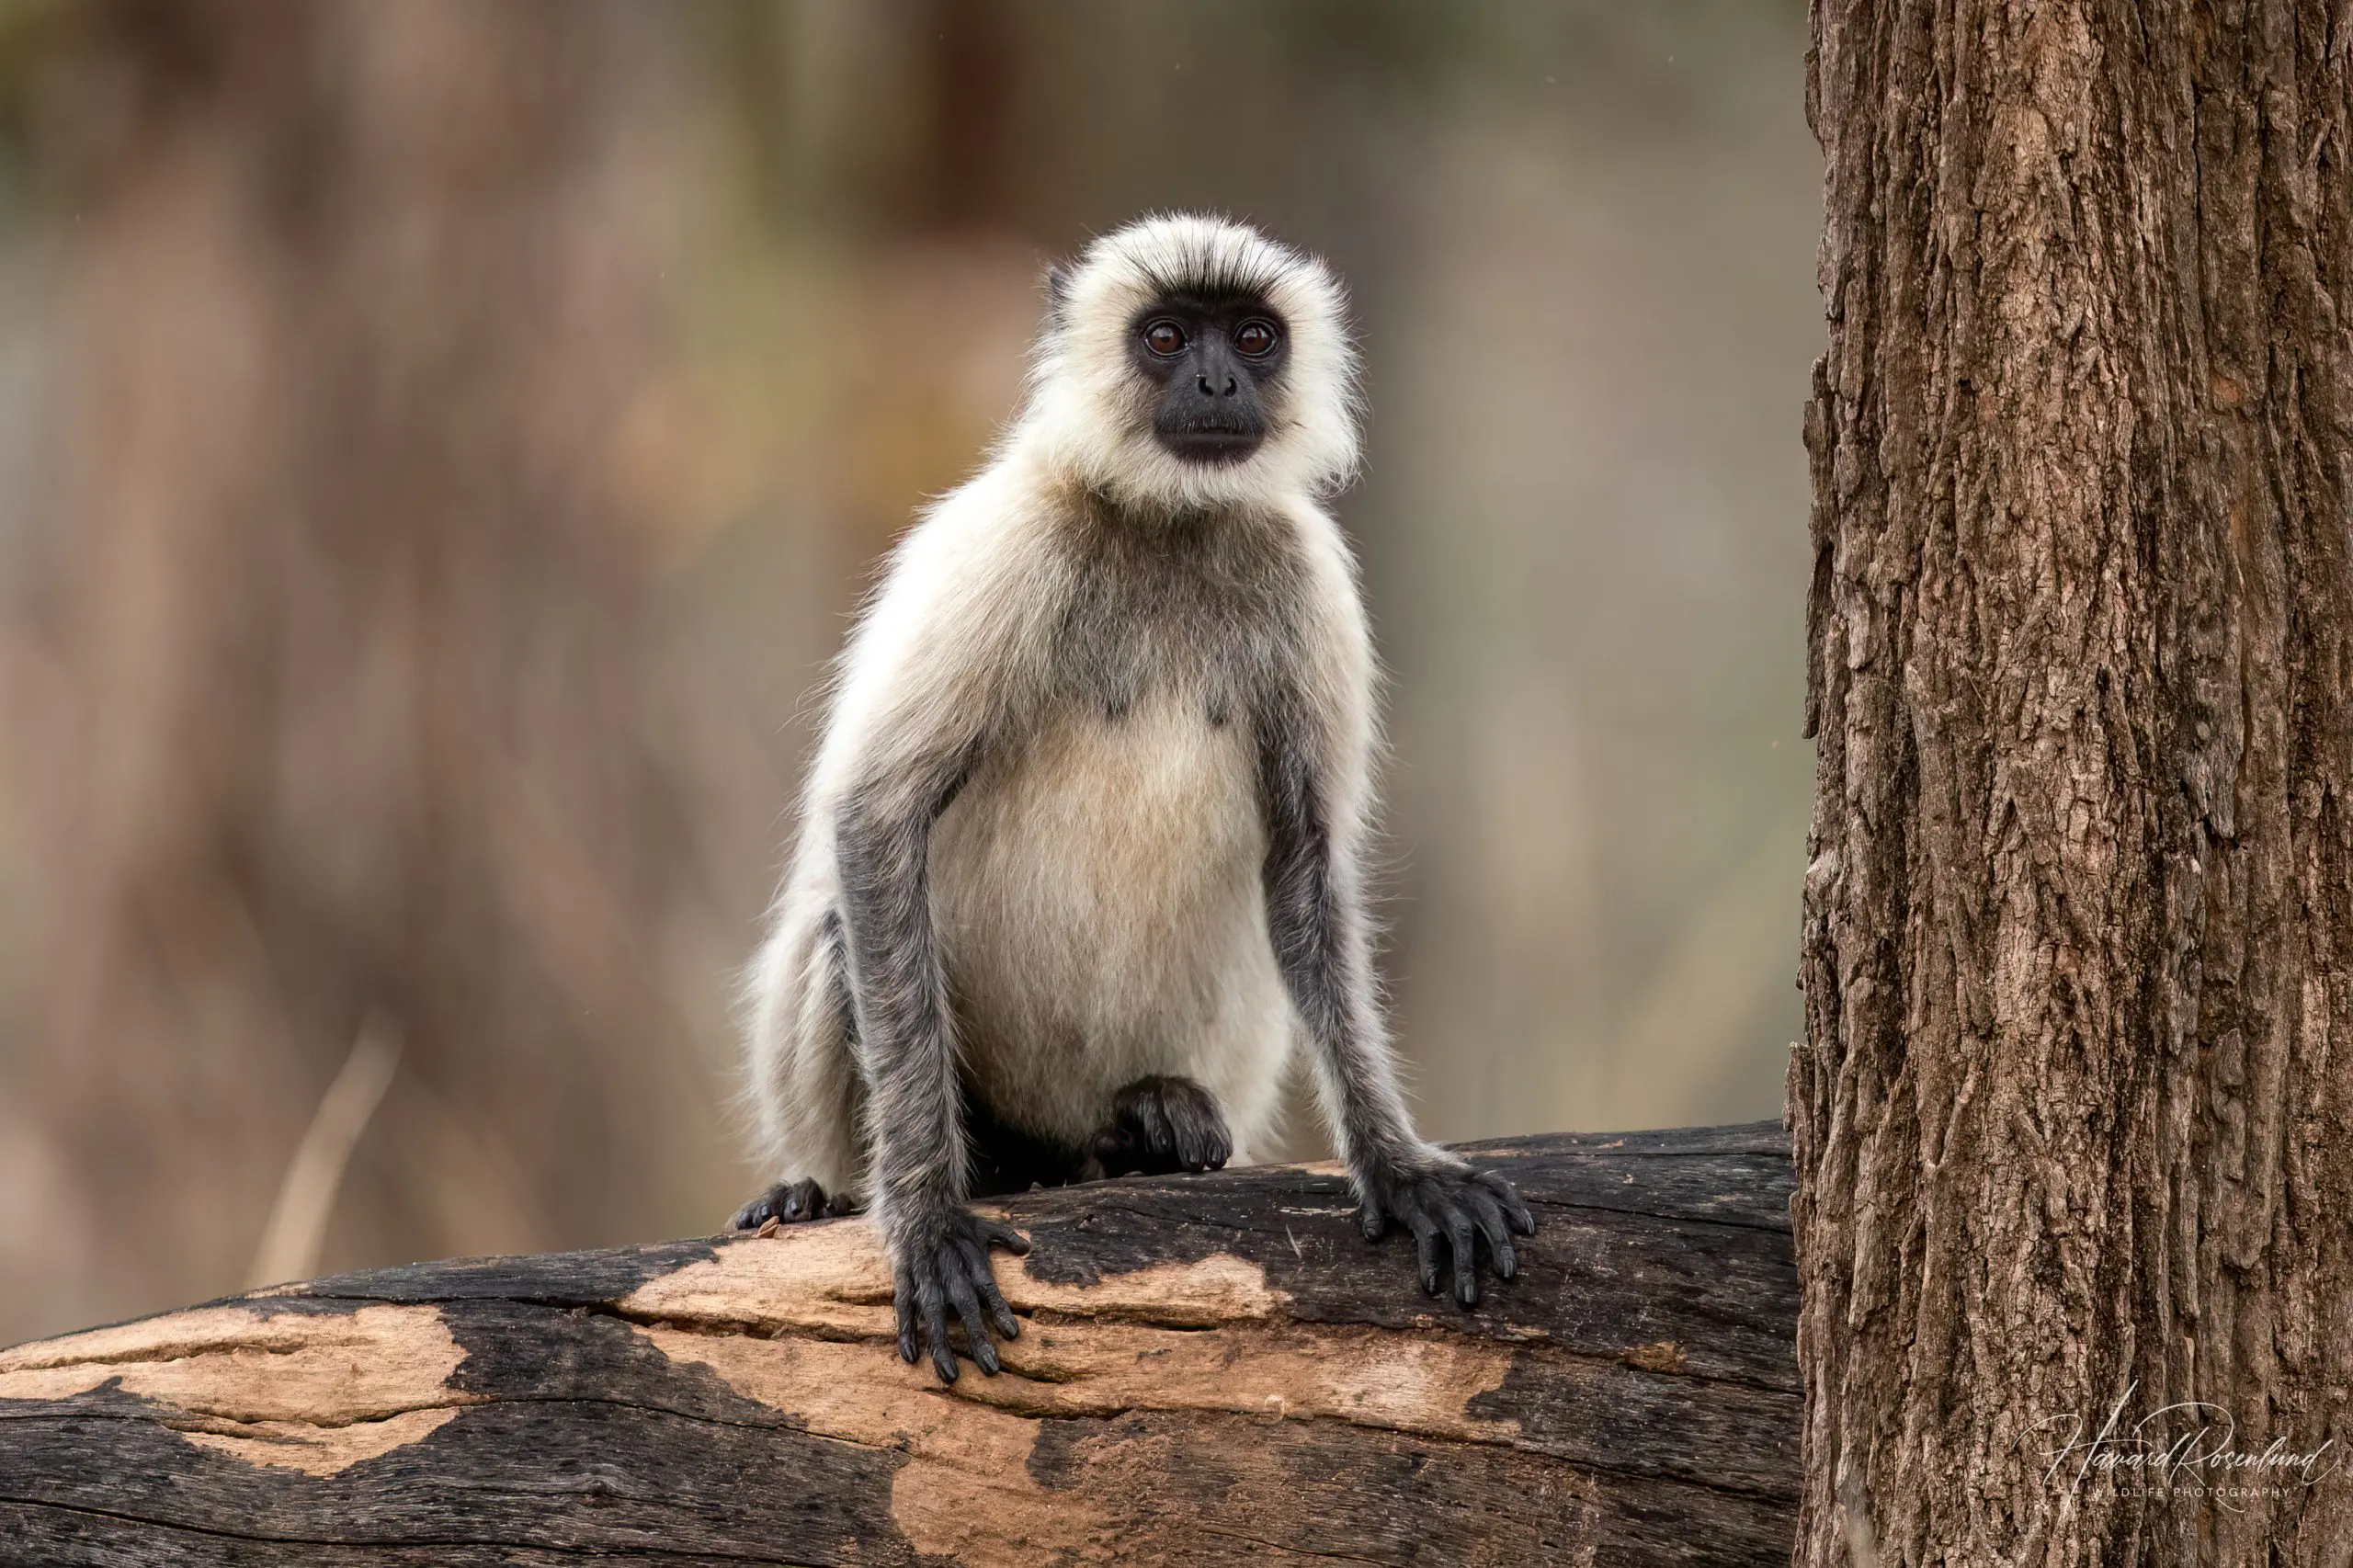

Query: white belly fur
929,693,1292,1158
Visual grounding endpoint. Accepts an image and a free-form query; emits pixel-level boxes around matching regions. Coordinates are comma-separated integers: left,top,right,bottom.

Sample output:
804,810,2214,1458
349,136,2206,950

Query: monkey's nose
1196,372,1240,398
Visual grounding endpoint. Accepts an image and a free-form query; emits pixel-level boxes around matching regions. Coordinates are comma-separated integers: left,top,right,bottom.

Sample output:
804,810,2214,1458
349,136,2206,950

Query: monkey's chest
926,695,1280,1133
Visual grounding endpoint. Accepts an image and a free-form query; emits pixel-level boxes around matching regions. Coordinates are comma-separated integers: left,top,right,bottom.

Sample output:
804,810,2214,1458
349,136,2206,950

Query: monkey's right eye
1143,320,1187,357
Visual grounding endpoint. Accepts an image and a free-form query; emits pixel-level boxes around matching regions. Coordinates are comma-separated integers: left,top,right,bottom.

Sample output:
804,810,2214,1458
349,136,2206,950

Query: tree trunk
1794,4,2353,1564
0,1128,1798,1567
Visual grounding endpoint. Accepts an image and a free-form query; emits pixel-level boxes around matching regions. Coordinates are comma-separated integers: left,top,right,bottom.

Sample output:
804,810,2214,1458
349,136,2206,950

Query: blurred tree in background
0,0,706,1341
0,0,1816,1344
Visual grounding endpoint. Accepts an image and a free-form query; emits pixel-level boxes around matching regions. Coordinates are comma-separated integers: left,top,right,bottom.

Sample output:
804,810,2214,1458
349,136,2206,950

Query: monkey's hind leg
731,1178,858,1231
1087,1075,1233,1179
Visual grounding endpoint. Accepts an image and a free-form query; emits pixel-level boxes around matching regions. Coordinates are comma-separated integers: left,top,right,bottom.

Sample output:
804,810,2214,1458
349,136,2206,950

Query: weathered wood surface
0,1124,1798,1566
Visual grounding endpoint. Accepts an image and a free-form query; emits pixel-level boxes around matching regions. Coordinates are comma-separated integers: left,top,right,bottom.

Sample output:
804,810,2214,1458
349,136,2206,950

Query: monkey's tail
736,862,866,1201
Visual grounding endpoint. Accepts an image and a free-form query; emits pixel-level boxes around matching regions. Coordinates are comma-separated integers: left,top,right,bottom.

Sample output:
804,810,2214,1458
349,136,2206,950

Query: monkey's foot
1087,1074,1233,1178
894,1206,1030,1383
730,1178,854,1232
1358,1156,1538,1308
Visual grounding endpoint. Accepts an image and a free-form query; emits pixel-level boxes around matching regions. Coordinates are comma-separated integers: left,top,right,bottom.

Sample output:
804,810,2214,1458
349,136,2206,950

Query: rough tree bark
1794,4,2353,1565
0,1129,1798,1567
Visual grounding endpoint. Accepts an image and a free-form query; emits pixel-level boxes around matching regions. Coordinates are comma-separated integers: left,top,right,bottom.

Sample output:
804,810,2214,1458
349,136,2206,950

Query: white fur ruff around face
1025,212,1362,511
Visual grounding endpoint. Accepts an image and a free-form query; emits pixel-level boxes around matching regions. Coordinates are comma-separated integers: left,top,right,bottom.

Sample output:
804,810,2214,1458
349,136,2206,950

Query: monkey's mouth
1154,425,1266,466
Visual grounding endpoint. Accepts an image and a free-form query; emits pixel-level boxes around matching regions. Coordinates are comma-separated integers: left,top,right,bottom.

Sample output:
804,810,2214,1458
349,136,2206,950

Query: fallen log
0,1123,1798,1566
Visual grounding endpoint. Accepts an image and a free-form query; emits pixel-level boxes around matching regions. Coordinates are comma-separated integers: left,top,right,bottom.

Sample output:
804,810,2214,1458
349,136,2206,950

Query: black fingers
958,1236,1022,1341
895,1209,1032,1384
979,1218,1033,1256
894,1265,920,1366
1173,1086,1235,1170
940,1257,995,1376
730,1177,837,1232
1091,1075,1234,1178
1408,1209,1439,1295
1463,1184,1517,1280
919,1269,955,1384
1435,1199,1475,1305
1129,1091,1174,1157
1363,1165,1537,1310
1476,1169,1539,1234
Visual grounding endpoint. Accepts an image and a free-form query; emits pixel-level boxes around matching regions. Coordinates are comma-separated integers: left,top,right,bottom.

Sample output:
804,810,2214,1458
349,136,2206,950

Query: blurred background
0,0,1817,1347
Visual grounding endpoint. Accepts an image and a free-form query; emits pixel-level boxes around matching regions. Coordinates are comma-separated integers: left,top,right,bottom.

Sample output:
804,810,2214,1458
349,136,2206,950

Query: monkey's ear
1044,263,1074,324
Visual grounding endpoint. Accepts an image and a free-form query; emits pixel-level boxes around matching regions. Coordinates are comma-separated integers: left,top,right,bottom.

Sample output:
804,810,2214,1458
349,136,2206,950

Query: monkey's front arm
834,770,1029,1383
1254,691,1537,1306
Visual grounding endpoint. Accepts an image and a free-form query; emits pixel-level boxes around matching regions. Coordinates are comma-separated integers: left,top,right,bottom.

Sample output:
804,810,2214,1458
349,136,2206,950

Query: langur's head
1026,213,1361,510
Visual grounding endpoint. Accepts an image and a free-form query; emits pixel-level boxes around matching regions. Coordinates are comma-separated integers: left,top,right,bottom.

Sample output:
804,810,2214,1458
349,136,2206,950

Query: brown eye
1143,320,1186,356
1234,320,1278,358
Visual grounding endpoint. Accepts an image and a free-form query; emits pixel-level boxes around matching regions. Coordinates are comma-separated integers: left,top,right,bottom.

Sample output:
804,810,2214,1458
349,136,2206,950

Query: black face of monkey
1128,294,1288,465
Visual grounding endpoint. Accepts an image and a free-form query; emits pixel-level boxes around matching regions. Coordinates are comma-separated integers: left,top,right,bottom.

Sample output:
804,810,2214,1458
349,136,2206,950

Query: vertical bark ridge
1797,3,2353,1563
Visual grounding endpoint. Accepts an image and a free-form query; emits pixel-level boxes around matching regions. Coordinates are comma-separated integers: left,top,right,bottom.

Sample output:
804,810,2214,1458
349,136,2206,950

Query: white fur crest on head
1021,212,1361,510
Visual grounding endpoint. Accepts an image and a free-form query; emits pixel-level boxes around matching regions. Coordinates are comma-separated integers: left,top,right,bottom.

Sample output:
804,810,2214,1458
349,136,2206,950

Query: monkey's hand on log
1356,1153,1537,1308
891,1206,1030,1383
1087,1074,1233,1178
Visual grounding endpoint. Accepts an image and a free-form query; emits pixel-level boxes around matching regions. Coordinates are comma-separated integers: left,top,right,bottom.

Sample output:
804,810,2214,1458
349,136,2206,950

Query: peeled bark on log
0,1125,1796,1566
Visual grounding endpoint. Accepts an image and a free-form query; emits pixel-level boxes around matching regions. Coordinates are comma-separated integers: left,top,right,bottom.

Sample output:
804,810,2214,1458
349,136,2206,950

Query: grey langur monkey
731,212,1536,1382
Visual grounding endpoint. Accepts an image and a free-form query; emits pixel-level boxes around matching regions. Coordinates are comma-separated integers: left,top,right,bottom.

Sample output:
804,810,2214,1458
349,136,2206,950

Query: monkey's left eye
1143,320,1187,356
1233,320,1279,358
